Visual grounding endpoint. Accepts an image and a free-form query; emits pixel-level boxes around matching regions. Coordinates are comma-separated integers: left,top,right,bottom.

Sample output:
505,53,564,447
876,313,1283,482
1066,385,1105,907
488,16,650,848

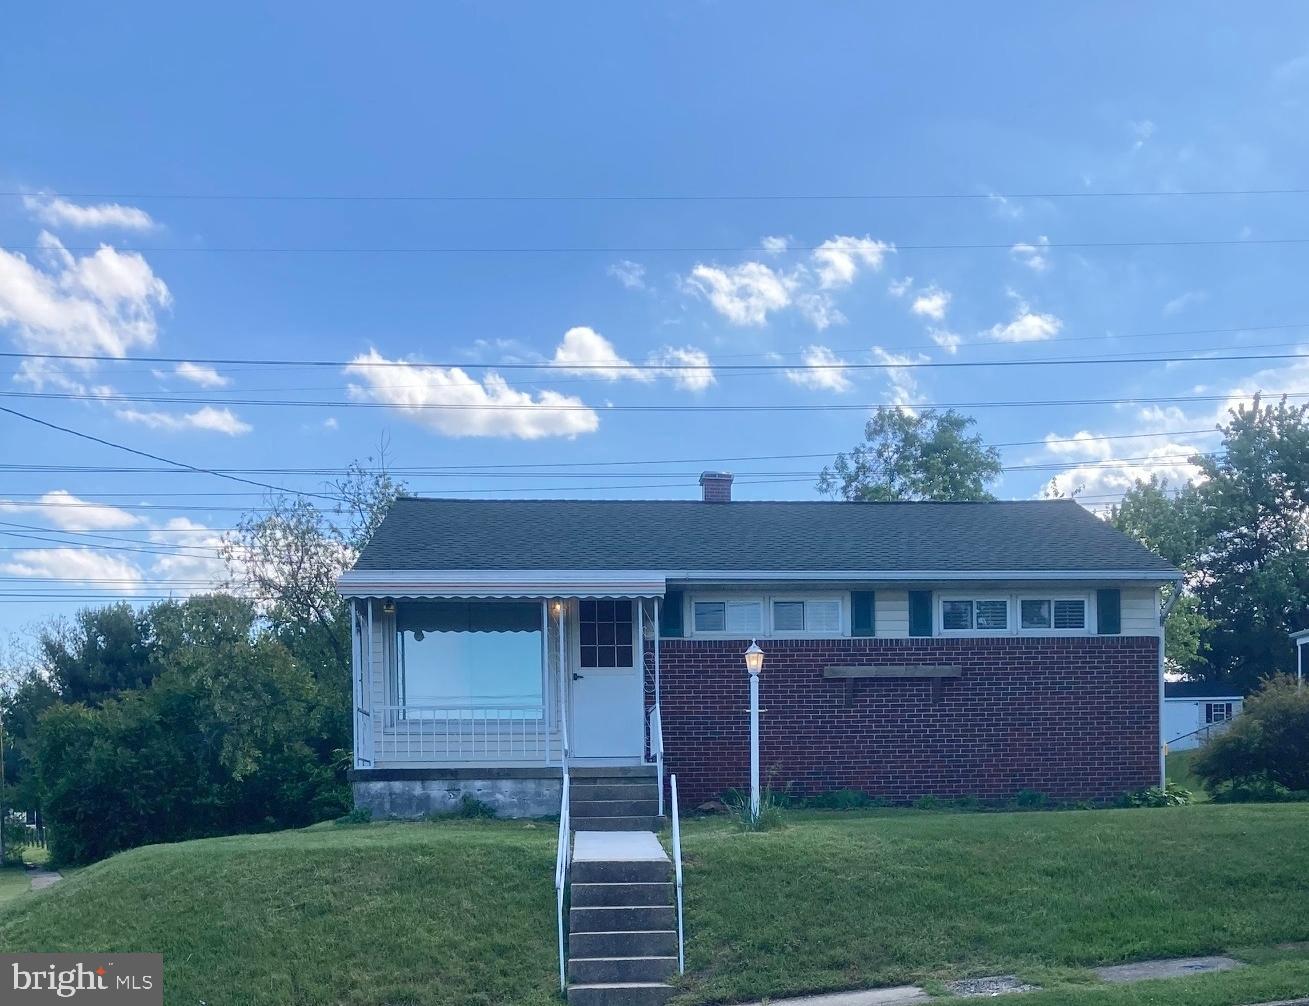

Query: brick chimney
699,471,734,503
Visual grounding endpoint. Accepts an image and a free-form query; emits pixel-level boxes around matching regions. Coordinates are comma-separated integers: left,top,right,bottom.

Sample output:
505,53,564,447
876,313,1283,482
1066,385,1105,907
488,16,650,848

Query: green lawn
0,868,30,907
1166,749,1210,801
0,806,1306,1005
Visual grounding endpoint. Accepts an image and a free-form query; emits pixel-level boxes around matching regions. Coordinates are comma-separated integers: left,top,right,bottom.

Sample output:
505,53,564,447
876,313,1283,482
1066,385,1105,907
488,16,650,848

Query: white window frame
686,592,848,639
937,591,1095,637
1016,595,1091,635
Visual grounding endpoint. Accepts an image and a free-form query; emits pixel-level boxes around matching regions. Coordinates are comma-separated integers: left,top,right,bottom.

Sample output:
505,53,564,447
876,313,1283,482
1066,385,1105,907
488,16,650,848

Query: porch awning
337,569,666,599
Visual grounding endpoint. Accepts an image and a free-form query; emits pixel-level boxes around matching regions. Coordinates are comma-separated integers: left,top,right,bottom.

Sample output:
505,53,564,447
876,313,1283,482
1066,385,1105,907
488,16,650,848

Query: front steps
570,766,664,832
567,830,677,1006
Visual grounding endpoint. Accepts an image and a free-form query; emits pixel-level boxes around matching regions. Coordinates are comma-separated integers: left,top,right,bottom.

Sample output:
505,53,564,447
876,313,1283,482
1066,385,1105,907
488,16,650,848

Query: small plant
1014,789,1049,810
456,794,497,819
1121,782,1192,808
334,806,373,826
725,789,787,831
808,788,874,810
912,794,942,810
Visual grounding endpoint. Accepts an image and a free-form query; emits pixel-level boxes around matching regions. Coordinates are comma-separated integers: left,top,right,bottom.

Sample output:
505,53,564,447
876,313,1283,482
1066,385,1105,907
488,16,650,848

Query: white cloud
0,232,170,358
811,235,894,289
888,276,914,297
345,349,599,439
1162,290,1207,317
1129,118,1157,150
550,326,650,381
173,361,230,387
322,416,339,430
760,235,790,255
117,405,252,436
0,548,143,588
794,292,844,330
1045,443,1205,500
0,490,141,530
985,303,1062,343
22,194,156,231
928,329,963,354
646,345,716,391
607,260,646,291
785,345,853,393
987,193,1024,221
910,286,951,321
148,517,228,591
685,261,794,326
871,346,927,410
1042,430,1115,461
1011,236,1051,273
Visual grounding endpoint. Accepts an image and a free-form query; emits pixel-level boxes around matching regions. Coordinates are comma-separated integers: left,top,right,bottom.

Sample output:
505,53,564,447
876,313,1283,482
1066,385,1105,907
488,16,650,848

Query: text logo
3,955,162,1004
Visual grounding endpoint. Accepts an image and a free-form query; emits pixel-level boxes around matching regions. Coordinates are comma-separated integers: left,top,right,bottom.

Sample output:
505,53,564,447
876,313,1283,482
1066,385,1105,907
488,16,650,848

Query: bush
1014,789,1049,809
1209,779,1309,803
1121,782,1192,807
0,815,28,866
912,795,942,810
335,807,373,825
1194,675,1309,796
455,795,496,820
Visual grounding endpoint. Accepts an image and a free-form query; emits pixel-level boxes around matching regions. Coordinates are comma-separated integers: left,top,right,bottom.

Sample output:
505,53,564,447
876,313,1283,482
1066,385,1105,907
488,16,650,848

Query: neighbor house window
1020,597,1087,631
394,600,544,713
771,598,842,634
693,598,763,635
1205,701,1233,723
940,597,1009,632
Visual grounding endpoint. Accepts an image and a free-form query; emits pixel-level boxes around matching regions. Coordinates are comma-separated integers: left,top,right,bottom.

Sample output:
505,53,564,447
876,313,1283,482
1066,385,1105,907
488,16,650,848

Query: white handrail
670,773,685,975
650,704,665,818
555,765,571,990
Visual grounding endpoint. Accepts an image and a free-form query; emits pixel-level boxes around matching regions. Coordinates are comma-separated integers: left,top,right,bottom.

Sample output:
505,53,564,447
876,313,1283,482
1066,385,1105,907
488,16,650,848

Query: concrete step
571,882,672,907
571,905,676,933
566,982,674,1006
571,799,660,818
571,783,659,802
570,766,658,780
568,930,678,959
572,859,671,884
568,956,677,984
572,815,663,832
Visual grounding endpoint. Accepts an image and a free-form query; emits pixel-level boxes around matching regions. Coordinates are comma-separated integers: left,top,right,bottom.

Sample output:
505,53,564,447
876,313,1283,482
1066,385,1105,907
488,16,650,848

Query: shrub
1209,779,1309,803
1014,789,1049,809
1121,782,1192,807
0,815,28,866
335,807,373,826
1194,675,1309,796
912,795,942,810
455,795,496,820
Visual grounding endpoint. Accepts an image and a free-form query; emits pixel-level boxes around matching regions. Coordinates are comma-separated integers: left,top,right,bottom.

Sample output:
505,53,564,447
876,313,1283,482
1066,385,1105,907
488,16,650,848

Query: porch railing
670,773,685,975
377,704,556,763
649,703,665,818
555,765,571,991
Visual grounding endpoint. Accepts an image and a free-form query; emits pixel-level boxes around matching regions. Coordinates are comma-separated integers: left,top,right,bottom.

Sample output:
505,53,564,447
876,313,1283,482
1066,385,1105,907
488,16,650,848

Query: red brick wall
648,636,1159,806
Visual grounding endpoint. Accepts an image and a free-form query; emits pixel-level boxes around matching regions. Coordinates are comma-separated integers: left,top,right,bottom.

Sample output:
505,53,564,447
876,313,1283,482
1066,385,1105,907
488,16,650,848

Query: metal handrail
555,764,571,991
650,704,665,818
670,774,685,974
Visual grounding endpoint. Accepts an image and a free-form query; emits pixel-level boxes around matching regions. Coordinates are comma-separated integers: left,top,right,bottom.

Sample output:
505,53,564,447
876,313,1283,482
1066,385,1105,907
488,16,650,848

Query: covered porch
342,576,668,773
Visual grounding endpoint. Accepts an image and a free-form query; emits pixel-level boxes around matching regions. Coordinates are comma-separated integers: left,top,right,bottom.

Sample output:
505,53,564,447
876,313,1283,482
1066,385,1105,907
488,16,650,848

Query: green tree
818,409,1003,501
39,603,155,705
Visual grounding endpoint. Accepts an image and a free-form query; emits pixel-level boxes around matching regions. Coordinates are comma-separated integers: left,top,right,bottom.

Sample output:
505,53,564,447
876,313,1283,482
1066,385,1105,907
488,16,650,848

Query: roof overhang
660,568,1180,582
336,569,667,599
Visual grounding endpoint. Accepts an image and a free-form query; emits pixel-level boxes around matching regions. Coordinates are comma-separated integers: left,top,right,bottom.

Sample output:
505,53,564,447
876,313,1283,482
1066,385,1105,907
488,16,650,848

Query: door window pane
581,599,634,669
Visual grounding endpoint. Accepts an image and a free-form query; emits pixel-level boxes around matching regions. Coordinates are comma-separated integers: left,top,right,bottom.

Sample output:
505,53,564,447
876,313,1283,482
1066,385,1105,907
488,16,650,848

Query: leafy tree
818,409,1003,501
1193,675,1309,797
39,603,155,705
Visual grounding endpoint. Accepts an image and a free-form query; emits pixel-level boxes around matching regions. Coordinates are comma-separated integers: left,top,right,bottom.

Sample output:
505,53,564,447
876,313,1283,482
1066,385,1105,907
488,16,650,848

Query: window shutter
851,591,876,636
909,590,933,637
659,591,684,638
1097,589,1121,635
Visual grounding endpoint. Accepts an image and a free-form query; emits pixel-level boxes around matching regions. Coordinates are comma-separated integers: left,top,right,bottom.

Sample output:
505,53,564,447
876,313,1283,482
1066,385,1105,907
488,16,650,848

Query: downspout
654,596,663,818
1158,587,1181,787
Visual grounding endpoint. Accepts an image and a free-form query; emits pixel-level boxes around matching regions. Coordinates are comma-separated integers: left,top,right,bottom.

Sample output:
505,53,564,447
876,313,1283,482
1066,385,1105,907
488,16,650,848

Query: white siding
876,589,910,638
1122,587,1161,635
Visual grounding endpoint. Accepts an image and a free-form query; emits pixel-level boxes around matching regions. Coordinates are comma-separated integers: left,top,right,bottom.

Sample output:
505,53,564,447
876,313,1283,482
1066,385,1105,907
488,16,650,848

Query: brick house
337,473,1179,817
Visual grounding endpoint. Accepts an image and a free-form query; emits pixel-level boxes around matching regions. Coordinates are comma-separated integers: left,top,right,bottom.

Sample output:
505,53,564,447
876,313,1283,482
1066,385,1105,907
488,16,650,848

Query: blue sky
2,3,1309,636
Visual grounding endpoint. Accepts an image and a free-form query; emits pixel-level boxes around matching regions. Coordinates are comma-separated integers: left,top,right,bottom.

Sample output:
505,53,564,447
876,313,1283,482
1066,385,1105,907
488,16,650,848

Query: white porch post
350,599,361,768
556,599,569,763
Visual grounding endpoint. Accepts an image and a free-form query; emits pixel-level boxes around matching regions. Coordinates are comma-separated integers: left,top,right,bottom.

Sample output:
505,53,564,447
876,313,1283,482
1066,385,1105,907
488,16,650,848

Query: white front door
570,598,645,759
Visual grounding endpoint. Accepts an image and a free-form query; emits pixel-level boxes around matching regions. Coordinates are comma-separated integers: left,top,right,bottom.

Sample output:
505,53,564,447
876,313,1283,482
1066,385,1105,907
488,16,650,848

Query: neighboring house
1163,680,1244,751
337,473,1180,816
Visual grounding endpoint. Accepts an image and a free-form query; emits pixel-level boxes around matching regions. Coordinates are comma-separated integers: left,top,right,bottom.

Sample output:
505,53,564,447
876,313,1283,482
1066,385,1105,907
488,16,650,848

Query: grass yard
0,805,1306,1005
0,867,30,907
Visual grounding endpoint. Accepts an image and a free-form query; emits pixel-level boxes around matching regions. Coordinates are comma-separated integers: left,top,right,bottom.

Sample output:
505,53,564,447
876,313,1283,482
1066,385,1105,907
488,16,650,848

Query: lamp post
744,640,764,821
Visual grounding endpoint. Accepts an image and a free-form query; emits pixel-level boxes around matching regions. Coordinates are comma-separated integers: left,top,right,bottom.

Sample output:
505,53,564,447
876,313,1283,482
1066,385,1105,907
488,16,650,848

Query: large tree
818,409,1003,502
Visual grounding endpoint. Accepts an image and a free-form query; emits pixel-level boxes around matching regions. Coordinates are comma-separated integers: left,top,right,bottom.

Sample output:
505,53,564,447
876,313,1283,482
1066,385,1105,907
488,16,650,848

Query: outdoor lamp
744,640,764,820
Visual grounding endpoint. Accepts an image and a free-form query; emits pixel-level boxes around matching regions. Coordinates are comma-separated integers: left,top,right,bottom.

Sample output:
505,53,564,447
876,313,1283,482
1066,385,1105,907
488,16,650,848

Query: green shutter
1097,589,1121,635
659,590,684,638
909,590,933,637
851,590,876,636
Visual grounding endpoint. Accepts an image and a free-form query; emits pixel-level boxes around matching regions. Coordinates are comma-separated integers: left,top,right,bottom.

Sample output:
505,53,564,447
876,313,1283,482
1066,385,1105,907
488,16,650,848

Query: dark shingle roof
351,497,1178,576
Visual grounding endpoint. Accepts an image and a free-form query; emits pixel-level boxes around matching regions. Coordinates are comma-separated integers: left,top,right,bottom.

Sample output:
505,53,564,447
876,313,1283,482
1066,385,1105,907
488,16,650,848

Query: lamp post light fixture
744,640,764,821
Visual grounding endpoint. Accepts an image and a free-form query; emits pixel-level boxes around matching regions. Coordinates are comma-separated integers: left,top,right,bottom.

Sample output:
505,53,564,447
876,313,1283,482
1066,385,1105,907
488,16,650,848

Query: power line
7,186,1307,202
6,237,1309,256
0,405,342,502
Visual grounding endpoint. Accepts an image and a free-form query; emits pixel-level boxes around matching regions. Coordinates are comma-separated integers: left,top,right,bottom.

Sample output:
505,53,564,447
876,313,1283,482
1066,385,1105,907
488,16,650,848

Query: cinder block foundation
349,768,563,819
